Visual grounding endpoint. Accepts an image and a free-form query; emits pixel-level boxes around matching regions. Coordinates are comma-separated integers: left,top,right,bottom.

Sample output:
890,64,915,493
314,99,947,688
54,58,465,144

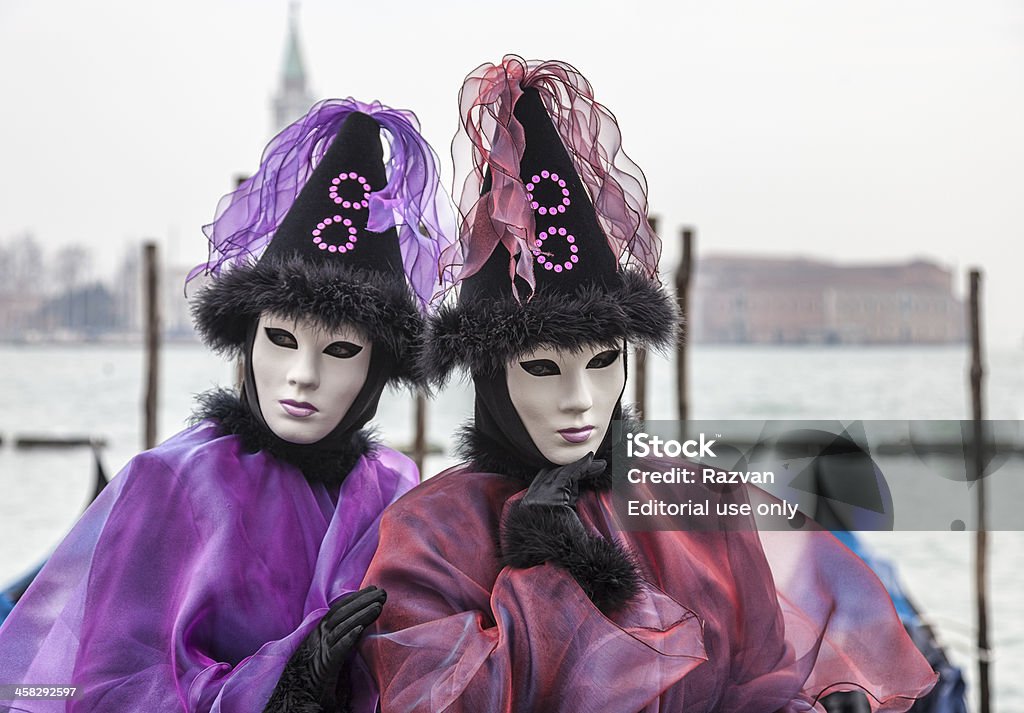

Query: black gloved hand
263,586,386,713
501,452,639,612
299,586,387,711
522,452,606,509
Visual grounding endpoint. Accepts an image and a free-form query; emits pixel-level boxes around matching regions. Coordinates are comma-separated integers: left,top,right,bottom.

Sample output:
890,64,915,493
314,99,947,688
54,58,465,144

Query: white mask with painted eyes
250,313,372,445
506,343,625,466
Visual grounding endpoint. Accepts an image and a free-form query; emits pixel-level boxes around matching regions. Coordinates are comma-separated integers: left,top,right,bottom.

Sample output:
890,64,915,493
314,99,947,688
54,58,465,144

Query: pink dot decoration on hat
528,168,576,272
525,171,570,217
313,172,368,254
328,171,371,210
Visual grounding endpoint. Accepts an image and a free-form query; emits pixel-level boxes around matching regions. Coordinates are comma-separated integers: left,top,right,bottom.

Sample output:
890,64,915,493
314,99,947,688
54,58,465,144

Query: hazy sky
1,0,1022,345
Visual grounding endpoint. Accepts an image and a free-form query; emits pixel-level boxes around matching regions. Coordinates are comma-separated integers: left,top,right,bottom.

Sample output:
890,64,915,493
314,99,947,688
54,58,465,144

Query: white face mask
506,343,625,466
251,313,372,445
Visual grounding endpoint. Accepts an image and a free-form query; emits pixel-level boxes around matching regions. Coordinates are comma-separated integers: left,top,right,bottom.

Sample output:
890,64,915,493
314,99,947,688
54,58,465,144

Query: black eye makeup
586,349,620,369
323,341,364,359
518,359,560,377
264,327,298,349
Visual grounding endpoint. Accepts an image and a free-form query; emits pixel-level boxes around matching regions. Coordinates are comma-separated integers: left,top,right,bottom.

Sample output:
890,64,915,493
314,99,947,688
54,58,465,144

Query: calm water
0,342,1021,710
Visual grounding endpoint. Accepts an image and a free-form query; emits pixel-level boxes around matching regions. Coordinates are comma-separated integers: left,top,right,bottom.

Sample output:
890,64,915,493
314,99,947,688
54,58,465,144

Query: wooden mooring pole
968,268,991,713
413,392,427,479
632,217,657,420
233,175,248,391
143,242,160,450
676,227,694,422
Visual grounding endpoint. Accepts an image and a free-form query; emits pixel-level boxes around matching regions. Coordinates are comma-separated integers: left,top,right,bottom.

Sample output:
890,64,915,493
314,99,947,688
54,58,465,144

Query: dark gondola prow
90,441,110,501
0,438,110,617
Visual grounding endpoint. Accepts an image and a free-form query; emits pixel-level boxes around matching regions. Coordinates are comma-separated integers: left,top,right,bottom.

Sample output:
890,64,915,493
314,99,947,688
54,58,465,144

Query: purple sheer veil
187,98,456,309
445,55,662,300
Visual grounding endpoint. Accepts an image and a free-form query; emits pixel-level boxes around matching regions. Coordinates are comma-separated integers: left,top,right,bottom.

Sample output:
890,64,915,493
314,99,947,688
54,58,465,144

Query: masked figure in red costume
0,99,452,713
358,56,938,712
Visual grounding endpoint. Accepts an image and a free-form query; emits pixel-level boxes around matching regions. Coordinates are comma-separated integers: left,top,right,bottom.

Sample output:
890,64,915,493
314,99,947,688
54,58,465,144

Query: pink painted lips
558,426,594,444
279,400,318,418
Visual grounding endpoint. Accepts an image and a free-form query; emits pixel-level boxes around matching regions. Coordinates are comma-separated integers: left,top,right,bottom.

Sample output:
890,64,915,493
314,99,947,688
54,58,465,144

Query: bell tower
271,1,314,132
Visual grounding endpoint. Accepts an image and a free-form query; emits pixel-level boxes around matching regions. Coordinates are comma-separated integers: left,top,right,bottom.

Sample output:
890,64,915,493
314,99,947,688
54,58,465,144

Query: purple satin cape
0,421,418,712
360,465,938,713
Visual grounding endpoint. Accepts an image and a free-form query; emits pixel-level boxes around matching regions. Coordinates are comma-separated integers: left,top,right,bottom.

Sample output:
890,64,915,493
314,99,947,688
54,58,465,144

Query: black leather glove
522,452,606,509
264,586,386,713
306,586,385,709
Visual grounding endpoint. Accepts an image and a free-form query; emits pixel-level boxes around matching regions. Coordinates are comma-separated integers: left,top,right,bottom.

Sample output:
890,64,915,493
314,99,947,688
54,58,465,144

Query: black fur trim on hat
192,389,376,486
191,255,424,388
499,502,641,613
422,269,677,384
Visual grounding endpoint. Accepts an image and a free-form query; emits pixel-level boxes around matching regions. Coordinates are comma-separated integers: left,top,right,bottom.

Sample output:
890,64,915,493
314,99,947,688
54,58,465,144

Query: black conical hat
260,111,404,276
192,110,423,387
460,88,618,305
424,87,676,382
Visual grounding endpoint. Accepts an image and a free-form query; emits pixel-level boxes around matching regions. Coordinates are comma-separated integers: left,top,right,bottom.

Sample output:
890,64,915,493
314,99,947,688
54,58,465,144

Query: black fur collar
192,389,376,486
456,410,640,491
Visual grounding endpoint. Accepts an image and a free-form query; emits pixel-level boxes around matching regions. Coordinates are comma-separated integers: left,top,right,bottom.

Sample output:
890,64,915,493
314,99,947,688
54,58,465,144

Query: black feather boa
192,389,376,486
261,651,325,713
459,414,644,613
499,503,642,613
261,643,355,713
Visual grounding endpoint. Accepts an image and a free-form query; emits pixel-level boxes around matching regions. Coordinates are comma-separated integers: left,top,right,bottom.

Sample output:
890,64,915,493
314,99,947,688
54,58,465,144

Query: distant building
271,2,314,133
113,247,141,333
0,294,46,339
692,256,964,345
166,264,199,340
0,234,47,338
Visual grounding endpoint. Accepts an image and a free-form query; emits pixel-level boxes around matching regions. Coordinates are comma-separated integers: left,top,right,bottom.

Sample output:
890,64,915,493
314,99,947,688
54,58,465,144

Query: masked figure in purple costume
359,57,938,712
0,99,452,712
